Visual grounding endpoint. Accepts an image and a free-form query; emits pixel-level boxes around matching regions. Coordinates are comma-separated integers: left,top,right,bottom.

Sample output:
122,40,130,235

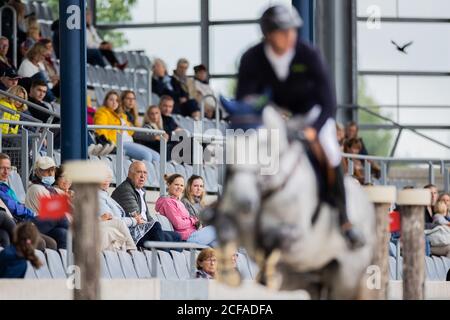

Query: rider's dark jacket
236,39,336,132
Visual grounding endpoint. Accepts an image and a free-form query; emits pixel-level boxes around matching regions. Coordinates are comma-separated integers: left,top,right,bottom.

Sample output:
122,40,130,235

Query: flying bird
391,40,413,54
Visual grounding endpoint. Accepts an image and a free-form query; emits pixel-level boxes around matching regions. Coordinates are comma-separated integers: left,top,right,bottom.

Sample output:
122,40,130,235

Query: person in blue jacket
0,222,42,278
0,153,56,249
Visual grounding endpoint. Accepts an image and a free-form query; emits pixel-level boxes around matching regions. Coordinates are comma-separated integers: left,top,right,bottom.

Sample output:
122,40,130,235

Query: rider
235,4,365,250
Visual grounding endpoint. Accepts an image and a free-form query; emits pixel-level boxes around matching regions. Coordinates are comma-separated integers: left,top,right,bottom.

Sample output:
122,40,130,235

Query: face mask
41,176,55,186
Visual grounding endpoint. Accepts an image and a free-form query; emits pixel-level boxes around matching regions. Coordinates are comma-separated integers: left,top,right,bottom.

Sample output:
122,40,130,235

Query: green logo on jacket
292,64,307,73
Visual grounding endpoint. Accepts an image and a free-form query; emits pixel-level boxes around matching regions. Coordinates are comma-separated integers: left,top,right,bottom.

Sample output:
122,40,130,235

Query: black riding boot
331,166,366,250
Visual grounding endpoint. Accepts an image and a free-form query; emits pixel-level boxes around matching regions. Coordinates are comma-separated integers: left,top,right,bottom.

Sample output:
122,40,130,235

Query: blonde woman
181,175,206,220
0,85,28,134
93,90,160,163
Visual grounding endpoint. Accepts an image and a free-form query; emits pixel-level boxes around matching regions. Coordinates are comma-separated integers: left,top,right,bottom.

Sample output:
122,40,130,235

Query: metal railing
0,5,17,68
342,152,450,192
0,120,169,194
338,104,450,156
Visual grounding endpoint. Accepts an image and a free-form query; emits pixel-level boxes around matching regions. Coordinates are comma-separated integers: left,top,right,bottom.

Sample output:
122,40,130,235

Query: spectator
342,138,364,183
336,122,345,151
0,153,55,250
20,22,40,56
18,42,57,102
424,184,439,230
25,156,69,249
193,64,218,119
159,95,181,135
0,222,42,278
181,175,206,221
151,58,173,97
156,174,216,246
0,67,20,91
37,38,60,97
27,79,55,123
432,200,449,226
438,193,450,217
0,37,15,72
0,85,29,134
93,90,160,163
120,90,139,127
85,10,127,69
134,105,178,160
3,0,27,64
0,204,14,247
97,168,137,251
170,58,200,118
196,248,217,279
111,161,181,247
345,121,368,155
53,166,74,199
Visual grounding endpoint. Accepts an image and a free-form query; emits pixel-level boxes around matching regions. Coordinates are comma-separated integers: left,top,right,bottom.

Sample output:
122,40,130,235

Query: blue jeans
187,225,217,247
391,231,431,257
123,142,160,162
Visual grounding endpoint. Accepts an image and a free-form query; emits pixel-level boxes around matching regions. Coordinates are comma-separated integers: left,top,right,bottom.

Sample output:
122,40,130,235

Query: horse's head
212,96,291,286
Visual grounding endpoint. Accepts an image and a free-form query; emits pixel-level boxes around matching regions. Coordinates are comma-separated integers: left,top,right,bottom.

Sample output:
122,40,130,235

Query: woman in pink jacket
155,174,216,246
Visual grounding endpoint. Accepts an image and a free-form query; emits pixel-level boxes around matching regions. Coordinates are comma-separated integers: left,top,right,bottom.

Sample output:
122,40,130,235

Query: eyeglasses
204,258,217,264
0,166,11,171
134,170,148,175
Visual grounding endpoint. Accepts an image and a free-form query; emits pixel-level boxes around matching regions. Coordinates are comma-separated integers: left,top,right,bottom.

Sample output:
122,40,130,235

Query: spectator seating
19,247,259,281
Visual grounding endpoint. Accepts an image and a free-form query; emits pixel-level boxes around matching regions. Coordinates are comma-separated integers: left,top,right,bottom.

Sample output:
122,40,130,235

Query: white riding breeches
297,104,342,168
318,118,342,168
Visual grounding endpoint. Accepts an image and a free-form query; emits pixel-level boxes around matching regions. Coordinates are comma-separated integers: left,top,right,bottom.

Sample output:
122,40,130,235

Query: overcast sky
111,0,450,158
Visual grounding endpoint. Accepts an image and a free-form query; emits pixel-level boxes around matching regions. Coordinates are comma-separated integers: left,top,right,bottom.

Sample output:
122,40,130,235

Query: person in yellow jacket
0,85,29,134
93,90,160,163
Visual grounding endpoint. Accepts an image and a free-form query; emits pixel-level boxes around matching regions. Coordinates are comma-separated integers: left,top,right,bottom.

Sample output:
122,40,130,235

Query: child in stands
0,222,42,278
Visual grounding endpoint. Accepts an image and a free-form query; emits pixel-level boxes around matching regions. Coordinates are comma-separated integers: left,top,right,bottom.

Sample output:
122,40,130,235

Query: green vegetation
46,0,137,47
357,77,394,156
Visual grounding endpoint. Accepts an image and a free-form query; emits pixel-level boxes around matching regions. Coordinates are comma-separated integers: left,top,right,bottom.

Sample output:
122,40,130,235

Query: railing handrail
0,103,43,123
338,103,450,150
87,124,165,135
143,241,207,250
341,153,450,164
0,5,17,68
0,89,61,118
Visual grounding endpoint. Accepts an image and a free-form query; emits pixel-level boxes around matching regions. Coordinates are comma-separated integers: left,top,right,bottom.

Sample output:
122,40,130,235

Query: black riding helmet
260,5,303,35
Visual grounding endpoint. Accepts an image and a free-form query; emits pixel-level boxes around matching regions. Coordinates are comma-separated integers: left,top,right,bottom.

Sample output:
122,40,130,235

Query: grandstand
0,0,449,301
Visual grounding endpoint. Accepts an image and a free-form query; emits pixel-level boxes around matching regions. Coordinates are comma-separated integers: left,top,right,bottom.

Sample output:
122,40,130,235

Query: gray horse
212,106,376,299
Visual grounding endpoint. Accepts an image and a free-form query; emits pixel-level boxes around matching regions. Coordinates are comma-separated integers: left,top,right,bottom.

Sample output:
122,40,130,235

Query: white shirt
86,25,103,49
120,118,134,143
18,59,45,78
264,43,295,82
137,188,147,221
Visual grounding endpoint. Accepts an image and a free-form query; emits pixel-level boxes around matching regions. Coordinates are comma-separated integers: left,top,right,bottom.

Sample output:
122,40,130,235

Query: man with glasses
112,161,181,246
0,153,57,249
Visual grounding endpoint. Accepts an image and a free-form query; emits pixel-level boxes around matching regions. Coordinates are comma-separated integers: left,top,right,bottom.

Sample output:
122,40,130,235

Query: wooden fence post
364,186,396,299
397,189,430,300
65,161,109,300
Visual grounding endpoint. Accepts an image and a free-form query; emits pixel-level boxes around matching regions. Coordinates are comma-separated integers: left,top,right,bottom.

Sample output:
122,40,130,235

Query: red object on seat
38,194,70,220
389,210,401,233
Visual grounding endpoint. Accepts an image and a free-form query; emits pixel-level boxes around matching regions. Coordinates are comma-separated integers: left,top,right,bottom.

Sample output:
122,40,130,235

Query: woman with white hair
97,167,137,251
25,156,69,249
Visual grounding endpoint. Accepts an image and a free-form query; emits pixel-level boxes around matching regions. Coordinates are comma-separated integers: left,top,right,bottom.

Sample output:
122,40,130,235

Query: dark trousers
33,217,69,249
87,48,106,67
137,222,182,249
0,210,15,247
